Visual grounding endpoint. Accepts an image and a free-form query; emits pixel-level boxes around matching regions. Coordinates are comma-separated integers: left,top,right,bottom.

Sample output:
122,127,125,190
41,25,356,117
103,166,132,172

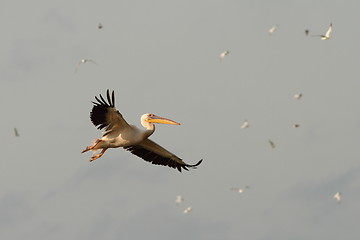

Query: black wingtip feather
106,90,111,107
188,159,203,168
90,90,116,130
105,89,115,107
99,94,107,106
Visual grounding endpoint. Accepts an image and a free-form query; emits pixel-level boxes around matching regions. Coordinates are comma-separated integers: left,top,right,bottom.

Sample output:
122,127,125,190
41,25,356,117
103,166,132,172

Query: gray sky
1,0,360,239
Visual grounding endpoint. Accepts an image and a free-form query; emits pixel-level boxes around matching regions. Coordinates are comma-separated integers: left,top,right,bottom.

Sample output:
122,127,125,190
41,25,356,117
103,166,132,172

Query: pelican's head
142,113,180,125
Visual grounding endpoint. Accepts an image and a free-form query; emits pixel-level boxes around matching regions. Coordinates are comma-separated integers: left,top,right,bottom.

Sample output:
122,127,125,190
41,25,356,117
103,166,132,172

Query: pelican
219,50,229,60
75,59,97,73
81,90,202,172
230,186,250,193
268,25,278,35
183,207,192,214
175,195,184,205
14,127,20,137
268,140,276,149
231,188,244,193
240,120,250,129
312,23,332,40
333,192,341,204
293,93,302,100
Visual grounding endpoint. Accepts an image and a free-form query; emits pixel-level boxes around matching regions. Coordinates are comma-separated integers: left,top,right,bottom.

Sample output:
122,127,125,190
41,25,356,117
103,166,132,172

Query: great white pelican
81,90,202,172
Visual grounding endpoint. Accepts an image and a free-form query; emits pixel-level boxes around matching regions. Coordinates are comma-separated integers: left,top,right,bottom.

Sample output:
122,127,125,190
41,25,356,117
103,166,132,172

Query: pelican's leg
89,148,108,162
81,139,102,153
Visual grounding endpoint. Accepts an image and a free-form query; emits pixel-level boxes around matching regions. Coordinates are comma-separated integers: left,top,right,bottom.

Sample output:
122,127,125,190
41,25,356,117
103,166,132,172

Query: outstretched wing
90,89,130,135
325,23,332,37
124,139,202,172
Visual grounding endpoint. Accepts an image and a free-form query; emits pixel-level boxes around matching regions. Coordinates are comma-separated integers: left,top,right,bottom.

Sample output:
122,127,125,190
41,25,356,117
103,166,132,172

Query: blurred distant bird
268,25,278,35
293,93,302,100
97,23,103,29
183,207,192,214
268,140,276,149
293,124,300,128
305,29,309,36
75,59,98,73
230,186,250,193
219,50,229,60
14,128,20,137
175,195,184,205
312,23,332,40
333,192,341,204
81,90,202,172
240,120,250,129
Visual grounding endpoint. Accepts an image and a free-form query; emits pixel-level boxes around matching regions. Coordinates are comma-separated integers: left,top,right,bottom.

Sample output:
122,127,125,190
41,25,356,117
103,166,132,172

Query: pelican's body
100,121,152,149
82,90,202,172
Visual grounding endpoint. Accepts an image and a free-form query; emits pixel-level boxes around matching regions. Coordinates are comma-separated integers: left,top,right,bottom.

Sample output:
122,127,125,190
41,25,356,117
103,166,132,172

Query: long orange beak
146,115,180,125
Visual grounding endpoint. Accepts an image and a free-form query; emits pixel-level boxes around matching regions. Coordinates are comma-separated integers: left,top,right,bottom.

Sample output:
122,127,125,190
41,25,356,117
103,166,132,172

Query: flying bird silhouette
240,120,250,129
293,93,302,100
75,59,98,73
230,186,250,193
175,195,184,205
268,140,276,149
183,207,192,214
14,128,20,137
312,23,333,40
333,192,341,204
268,25,278,35
219,50,230,60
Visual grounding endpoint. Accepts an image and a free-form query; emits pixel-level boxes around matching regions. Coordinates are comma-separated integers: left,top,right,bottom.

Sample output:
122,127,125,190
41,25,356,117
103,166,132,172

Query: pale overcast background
1,0,360,239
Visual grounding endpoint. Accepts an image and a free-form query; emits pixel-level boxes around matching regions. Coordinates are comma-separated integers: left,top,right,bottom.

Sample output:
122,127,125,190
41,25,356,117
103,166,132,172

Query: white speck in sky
240,120,250,129
175,195,184,205
268,24,278,35
75,59,98,73
183,207,192,214
219,50,230,60
333,192,341,204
